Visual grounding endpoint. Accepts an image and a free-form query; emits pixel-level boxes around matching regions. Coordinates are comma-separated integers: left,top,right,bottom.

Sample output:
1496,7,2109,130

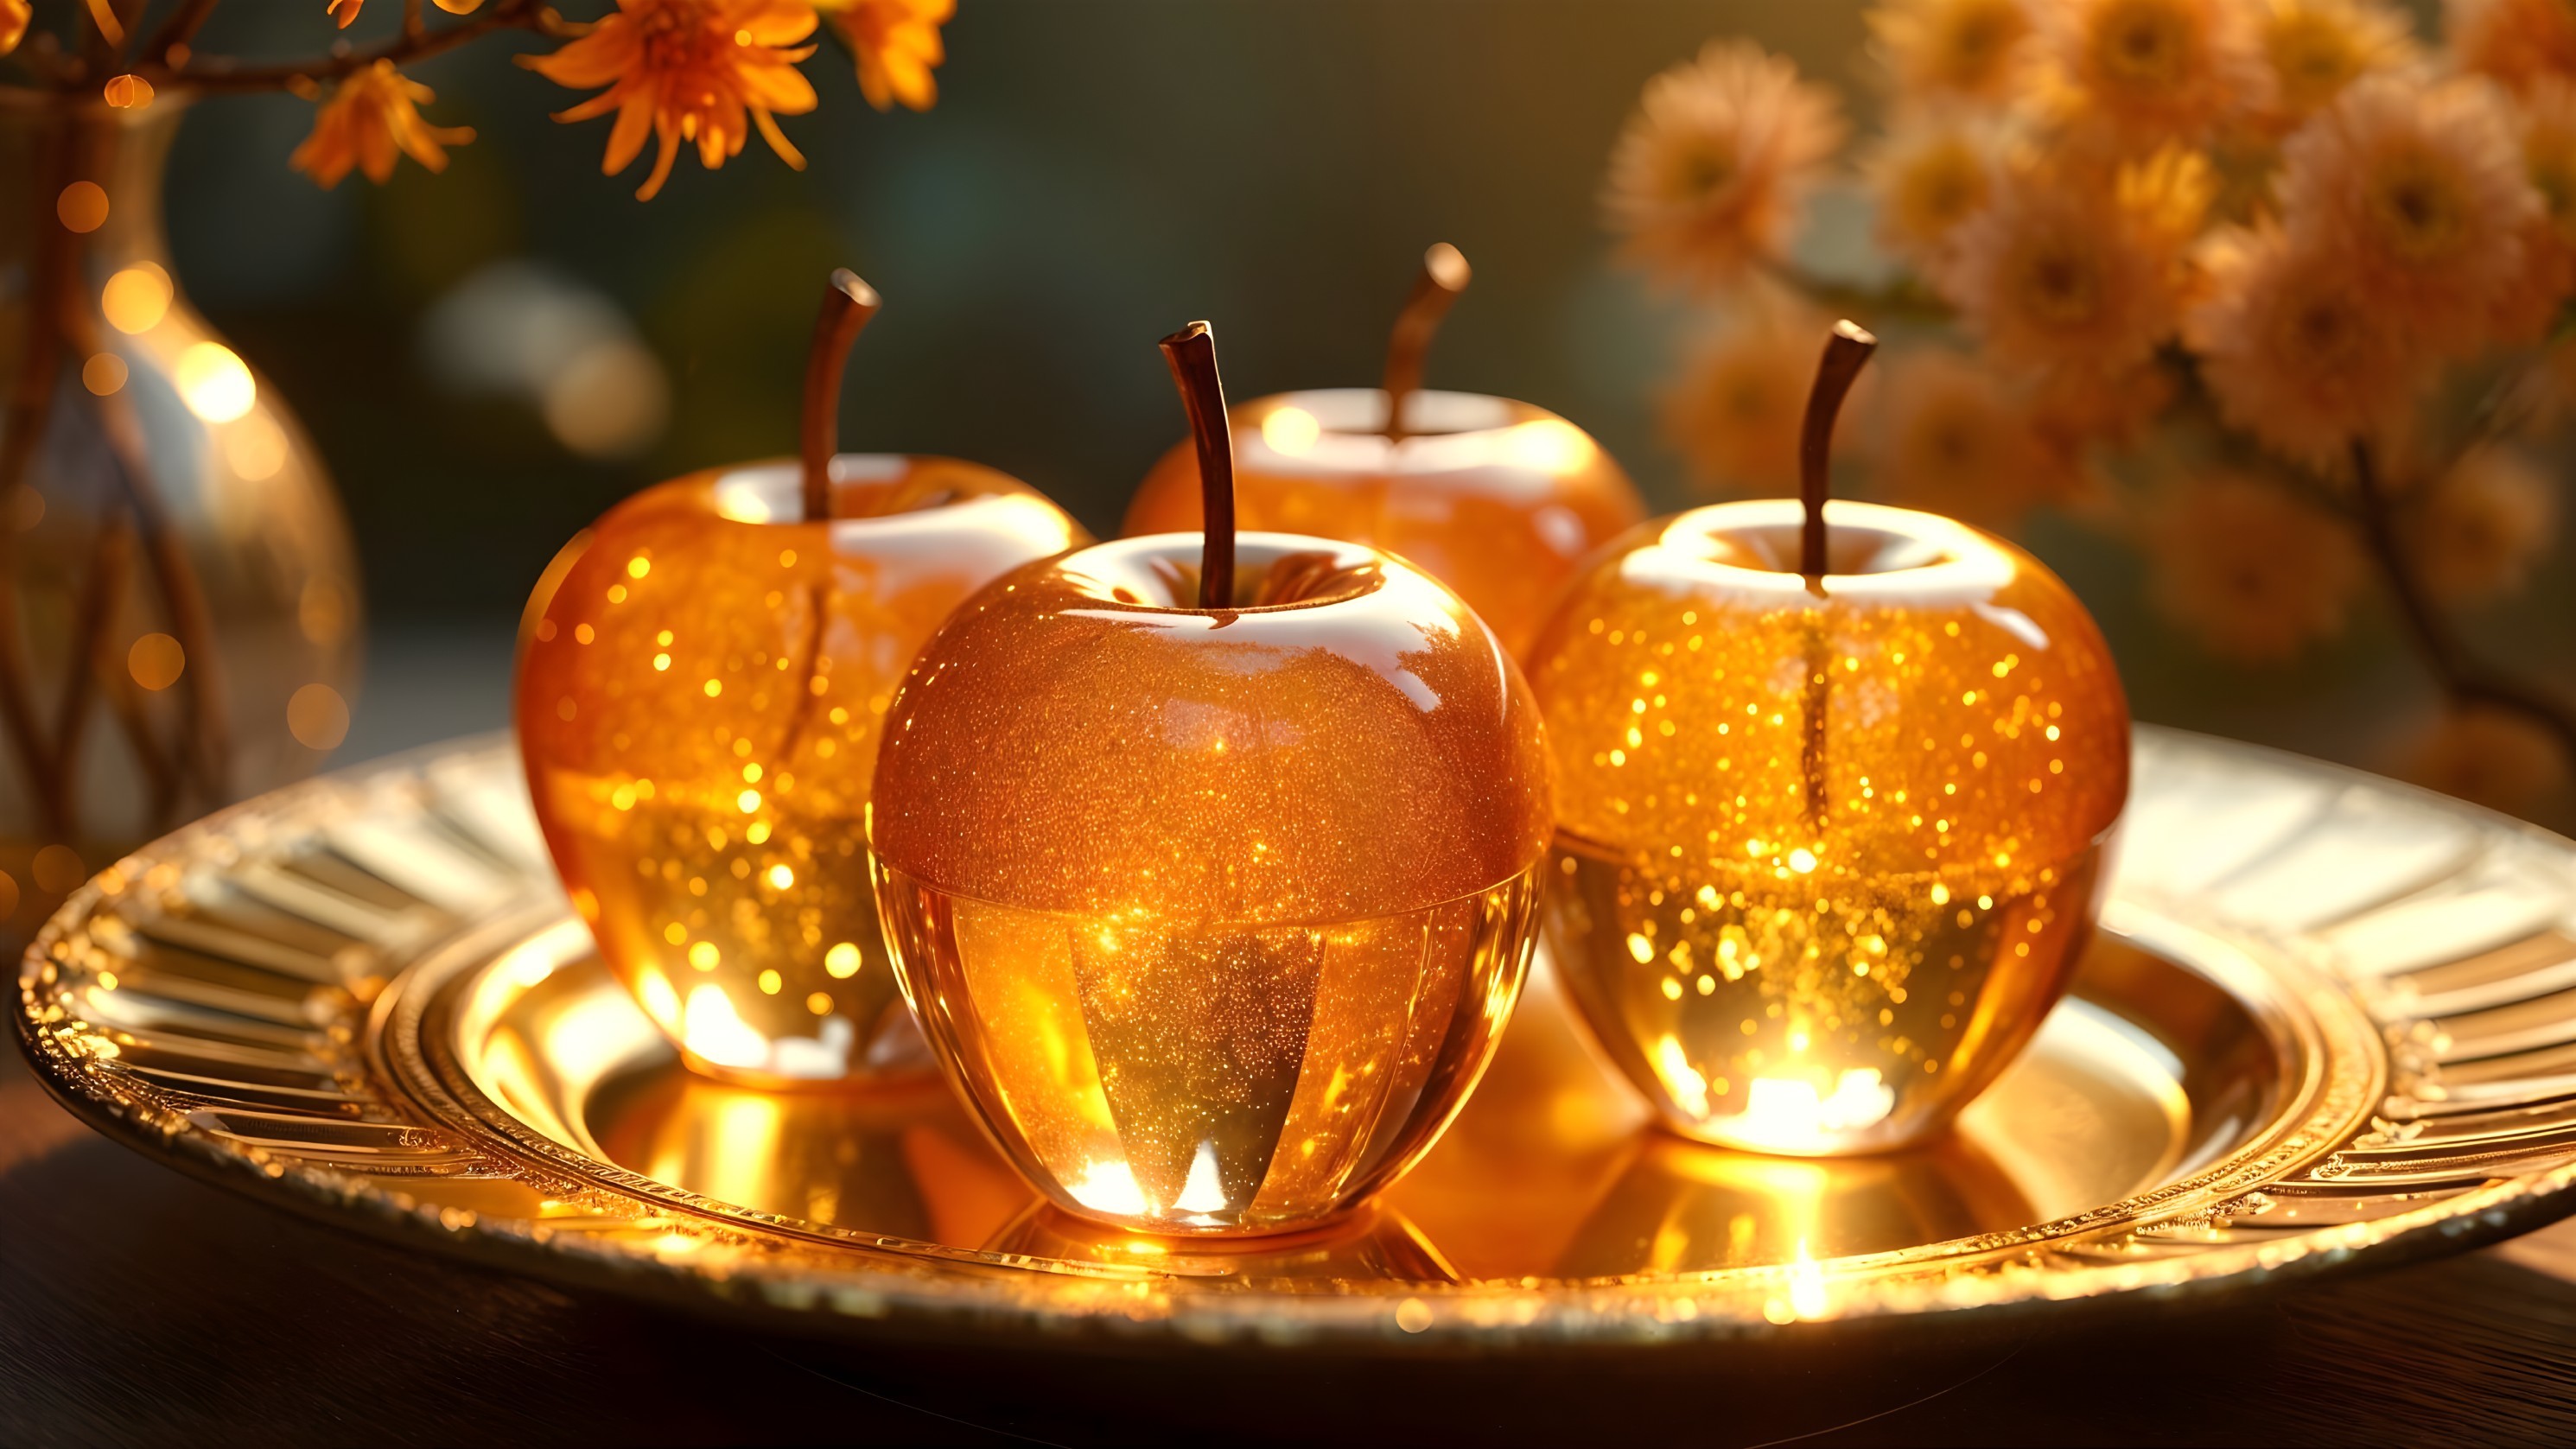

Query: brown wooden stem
140,0,555,93
137,0,220,70
2348,440,2576,759
1381,242,1469,442
798,269,879,524
1160,321,1235,609
1798,319,1877,582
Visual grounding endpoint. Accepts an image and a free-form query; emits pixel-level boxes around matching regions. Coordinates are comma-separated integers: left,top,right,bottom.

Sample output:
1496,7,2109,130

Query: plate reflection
450,931,2248,1287
588,1067,1033,1250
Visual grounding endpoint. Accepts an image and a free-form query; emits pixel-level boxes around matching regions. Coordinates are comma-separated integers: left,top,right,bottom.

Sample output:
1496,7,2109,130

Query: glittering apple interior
517,458,1085,1086
1525,500,2129,1156
870,535,1553,1234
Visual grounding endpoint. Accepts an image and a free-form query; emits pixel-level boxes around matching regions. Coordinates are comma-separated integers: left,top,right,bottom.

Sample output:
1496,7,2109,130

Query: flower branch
2347,441,2576,760
149,0,555,96
1607,0,2576,810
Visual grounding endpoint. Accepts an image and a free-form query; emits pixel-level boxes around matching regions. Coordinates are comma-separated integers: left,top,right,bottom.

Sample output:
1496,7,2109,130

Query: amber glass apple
871,321,1554,1235
1123,246,1644,655
872,533,1553,1233
518,273,1087,1086
1524,497,2129,1154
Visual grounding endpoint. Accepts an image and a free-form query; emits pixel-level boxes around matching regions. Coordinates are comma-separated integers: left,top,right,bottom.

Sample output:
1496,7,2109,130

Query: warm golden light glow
80,353,126,396
871,535,1554,1235
226,412,289,480
102,263,171,333
175,341,256,422
518,456,1087,1085
1528,499,2128,1153
125,632,183,691
1260,404,1320,455
56,181,106,232
287,683,351,750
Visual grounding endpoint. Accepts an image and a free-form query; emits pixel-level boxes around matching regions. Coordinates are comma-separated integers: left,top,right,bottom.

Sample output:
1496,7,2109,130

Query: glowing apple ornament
1524,321,2129,1155
871,321,1554,1234
1123,245,1645,654
518,271,1088,1087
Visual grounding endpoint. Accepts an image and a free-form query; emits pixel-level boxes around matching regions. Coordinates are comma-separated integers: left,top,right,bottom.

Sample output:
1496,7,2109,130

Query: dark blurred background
164,1,2574,826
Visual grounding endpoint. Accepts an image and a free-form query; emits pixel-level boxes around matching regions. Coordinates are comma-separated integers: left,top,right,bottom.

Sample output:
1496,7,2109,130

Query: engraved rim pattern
16,728,2576,1349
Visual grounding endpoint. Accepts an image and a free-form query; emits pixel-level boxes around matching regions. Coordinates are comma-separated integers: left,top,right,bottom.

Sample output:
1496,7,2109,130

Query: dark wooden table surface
11,632,2576,1446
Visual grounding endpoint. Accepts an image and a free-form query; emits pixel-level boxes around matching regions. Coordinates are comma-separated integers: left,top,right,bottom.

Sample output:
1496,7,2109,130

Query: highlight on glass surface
1525,322,2127,1154
869,321,1555,1235
516,271,1089,1088
1123,244,1646,656
1526,495,2130,1153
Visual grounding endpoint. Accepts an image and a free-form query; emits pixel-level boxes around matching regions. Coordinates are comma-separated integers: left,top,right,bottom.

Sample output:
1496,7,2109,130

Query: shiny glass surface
1123,389,1646,656
876,861,1541,1235
515,459,1085,1085
1523,499,2131,1153
868,536,1555,1233
0,99,361,938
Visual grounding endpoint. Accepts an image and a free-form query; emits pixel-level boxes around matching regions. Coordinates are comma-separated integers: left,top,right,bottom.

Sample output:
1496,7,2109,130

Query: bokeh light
126,633,185,692
287,683,351,751
102,264,172,334
175,342,257,422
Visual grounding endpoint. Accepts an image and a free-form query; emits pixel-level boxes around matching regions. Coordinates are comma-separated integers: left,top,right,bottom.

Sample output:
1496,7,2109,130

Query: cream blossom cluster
1606,0,2576,807
1600,40,1847,290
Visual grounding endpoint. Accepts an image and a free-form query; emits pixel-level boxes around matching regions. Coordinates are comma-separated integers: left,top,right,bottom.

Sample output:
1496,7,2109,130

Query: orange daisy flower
819,0,953,112
0,0,29,57
530,0,820,201
289,60,476,188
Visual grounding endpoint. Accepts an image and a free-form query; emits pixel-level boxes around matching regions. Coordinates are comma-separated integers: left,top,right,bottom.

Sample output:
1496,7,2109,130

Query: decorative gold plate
18,728,2576,1349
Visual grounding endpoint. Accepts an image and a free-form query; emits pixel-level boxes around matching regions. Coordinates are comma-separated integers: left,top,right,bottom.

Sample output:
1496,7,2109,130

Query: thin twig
156,0,550,93
137,0,222,71
2349,439,2576,759
107,0,149,67
0,112,76,835
49,512,135,821
80,0,123,79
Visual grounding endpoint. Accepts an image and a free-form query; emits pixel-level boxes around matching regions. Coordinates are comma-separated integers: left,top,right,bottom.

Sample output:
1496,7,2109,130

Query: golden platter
18,728,2576,1349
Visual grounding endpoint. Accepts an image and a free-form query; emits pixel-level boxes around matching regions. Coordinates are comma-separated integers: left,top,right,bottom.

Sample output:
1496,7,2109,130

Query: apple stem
1159,321,1237,608
1382,242,1472,443
1797,319,1878,581
800,269,883,524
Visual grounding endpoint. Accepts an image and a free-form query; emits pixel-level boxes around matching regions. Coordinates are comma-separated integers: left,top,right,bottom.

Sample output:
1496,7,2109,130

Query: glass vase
0,93,360,939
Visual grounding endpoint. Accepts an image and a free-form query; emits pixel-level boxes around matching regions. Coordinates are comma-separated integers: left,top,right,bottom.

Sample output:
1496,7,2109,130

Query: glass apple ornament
1523,323,2129,1155
1123,245,1644,655
518,273,1087,1087
871,321,1554,1235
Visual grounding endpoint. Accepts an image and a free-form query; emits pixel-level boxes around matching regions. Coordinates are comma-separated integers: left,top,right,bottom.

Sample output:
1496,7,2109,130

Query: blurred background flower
1583,0,2576,825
